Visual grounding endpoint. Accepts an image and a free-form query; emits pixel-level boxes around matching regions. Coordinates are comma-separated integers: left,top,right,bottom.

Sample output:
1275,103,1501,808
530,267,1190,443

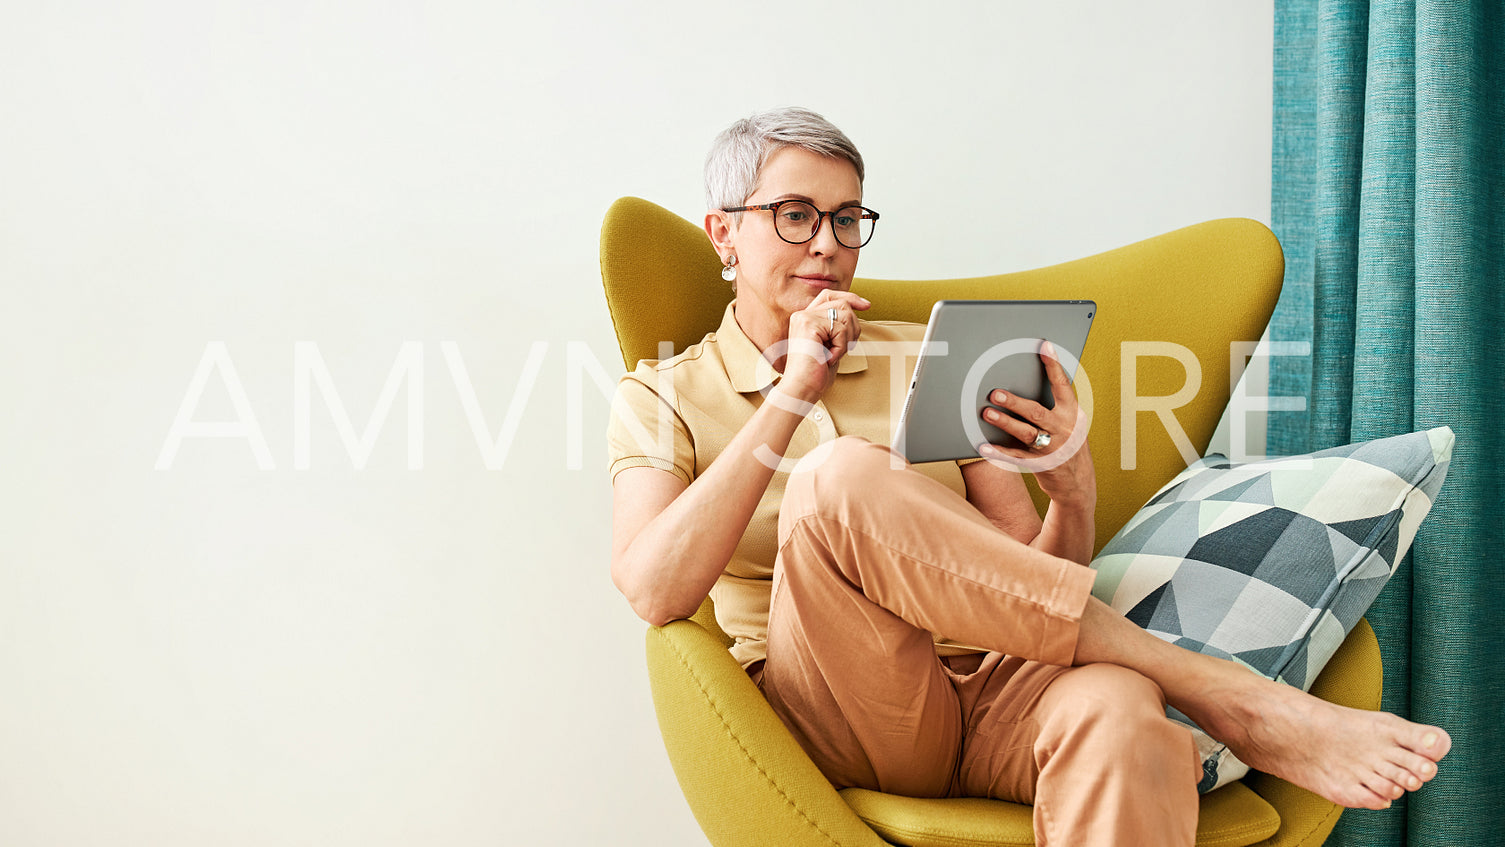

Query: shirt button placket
811,403,836,441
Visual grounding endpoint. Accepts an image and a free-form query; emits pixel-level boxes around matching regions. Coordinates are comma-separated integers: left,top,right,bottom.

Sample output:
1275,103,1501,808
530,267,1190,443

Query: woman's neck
732,301,790,373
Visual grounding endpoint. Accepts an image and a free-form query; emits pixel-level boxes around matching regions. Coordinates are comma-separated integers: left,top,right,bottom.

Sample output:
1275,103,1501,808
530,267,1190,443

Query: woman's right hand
775,291,871,407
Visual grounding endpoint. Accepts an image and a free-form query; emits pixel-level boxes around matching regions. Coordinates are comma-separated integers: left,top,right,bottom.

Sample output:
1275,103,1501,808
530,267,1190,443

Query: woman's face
709,145,863,347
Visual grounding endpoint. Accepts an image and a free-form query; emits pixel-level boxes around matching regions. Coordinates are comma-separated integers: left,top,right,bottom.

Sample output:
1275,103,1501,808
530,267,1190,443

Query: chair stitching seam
1303,804,1344,843
1254,799,1341,847
1214,815,1279,835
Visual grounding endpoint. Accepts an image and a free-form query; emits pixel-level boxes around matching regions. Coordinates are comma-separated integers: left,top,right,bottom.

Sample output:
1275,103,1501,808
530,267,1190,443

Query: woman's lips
797,275,838,289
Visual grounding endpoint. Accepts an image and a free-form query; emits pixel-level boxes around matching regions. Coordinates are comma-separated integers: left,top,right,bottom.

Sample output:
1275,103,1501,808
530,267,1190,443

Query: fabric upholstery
1092,428,1454,791
840,779,1280,847
645,620,888,847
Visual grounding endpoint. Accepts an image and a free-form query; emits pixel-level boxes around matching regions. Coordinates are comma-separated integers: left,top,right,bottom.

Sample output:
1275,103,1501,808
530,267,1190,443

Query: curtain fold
1270,1,1504,844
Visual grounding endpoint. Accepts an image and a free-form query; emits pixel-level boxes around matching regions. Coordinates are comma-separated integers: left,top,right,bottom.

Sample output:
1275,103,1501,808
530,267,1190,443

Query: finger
835,304,865,357
802,304,851,362
809,303,843,341
813,290,872,311
845,303,862,344
783,316,837,374
986,388,1053,429
1039,340,1079,410
807,298,865,347
980,401,1043,446
1040,341,1070,384
789,310,838,354
826,320,850,362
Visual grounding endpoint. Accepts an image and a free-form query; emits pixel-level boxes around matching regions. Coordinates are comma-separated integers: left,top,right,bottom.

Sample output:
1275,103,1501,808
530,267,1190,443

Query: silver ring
827,307,838,330
1032,430,1052,450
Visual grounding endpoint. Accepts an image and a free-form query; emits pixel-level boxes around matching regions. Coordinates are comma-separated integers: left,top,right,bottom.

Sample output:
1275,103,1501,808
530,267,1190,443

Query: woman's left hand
976,341,1095,507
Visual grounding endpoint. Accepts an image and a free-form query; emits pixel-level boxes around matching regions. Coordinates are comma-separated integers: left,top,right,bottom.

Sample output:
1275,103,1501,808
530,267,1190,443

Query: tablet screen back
892,300,1096,463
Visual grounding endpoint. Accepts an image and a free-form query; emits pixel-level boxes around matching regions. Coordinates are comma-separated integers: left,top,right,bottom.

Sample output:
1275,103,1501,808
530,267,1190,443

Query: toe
1386,745,1441,786
1349,784,1394,811
1360,772,1406,804
1407,727,1452,760
1372,760,1418,793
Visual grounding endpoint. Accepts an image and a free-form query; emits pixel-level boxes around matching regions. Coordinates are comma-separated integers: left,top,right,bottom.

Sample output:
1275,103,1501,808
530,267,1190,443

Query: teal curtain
1269,1,1504,844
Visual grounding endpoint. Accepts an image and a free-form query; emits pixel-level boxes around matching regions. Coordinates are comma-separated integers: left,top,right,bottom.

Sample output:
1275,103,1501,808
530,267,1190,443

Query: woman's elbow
627,592,699,628
612,560,699,627
638,603,687,628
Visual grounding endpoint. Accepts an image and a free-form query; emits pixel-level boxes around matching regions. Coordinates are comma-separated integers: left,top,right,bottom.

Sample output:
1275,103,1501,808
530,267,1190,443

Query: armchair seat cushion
840,782,1280,847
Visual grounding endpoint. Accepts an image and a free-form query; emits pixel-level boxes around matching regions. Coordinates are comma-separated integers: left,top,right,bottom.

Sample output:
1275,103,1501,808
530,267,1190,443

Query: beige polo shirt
608,303,974,668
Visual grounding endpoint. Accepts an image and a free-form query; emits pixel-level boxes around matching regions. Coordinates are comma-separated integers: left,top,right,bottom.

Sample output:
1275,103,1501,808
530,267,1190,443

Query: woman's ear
704,210,735,258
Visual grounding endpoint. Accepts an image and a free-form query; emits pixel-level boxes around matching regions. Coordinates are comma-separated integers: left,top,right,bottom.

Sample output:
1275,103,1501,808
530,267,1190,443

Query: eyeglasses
721,199,880,249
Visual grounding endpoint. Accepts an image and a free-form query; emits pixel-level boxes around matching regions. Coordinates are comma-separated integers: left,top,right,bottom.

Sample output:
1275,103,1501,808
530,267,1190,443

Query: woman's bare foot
1183,662,1450,809
1075,600,1450,808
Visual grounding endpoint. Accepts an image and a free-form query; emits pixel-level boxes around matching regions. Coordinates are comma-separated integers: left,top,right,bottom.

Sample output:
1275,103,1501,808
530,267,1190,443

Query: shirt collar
718,301,869,394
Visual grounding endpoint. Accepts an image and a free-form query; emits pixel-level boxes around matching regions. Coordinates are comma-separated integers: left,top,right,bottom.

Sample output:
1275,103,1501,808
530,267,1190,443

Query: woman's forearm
612,389,810,625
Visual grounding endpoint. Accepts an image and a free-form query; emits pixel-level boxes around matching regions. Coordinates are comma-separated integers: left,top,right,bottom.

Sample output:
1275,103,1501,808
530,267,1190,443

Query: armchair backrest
600,195,1284,562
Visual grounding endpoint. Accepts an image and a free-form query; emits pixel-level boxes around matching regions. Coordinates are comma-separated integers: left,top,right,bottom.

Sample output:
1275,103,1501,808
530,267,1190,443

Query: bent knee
781,436,905,542
1037,665,1196,776
1041,664,1169,732
1047,670,1197,770
791,435,905,481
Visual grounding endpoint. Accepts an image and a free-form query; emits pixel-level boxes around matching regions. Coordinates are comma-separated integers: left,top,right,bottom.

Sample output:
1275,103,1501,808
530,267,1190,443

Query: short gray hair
704,107,865,212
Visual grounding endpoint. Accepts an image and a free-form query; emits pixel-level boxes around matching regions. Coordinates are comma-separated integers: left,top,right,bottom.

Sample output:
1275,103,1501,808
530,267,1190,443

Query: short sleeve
606,365,695,485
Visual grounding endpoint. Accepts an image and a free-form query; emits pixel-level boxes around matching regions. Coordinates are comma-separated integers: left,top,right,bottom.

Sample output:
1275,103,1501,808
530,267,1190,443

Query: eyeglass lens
774,201,874,248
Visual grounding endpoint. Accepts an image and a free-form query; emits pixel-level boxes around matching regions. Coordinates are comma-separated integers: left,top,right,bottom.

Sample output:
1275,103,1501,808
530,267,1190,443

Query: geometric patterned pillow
1089,426,1454,792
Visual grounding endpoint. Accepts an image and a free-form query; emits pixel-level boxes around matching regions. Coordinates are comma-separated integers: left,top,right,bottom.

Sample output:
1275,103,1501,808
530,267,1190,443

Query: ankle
1166,656,1266,732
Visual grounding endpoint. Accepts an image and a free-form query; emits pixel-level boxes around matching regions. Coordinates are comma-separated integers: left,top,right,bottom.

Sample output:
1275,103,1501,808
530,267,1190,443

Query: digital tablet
892,300,1096,463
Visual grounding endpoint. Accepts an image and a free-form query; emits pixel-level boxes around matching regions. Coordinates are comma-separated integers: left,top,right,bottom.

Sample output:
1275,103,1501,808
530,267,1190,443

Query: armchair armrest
645,619,887,847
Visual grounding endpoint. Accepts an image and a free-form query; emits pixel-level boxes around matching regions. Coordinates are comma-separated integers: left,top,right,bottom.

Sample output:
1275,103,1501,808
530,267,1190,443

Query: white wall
0,3,1271,845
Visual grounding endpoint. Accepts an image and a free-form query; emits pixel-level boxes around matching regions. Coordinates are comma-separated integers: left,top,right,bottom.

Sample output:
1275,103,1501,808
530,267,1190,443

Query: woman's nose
808,213,843,254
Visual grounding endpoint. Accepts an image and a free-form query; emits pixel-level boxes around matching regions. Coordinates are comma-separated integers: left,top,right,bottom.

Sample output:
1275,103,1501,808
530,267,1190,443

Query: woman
607,107,1448,845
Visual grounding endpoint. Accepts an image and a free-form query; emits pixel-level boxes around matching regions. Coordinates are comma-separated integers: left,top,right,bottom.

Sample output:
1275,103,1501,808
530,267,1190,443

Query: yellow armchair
601,197,1382,847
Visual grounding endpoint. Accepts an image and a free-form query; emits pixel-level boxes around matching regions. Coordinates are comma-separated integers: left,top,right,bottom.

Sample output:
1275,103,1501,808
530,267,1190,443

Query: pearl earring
721,255,738,282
